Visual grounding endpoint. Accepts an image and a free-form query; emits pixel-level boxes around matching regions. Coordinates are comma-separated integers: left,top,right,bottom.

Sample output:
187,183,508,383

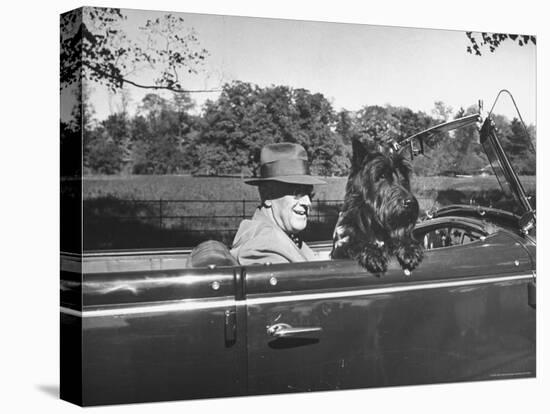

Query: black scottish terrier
331,139,423,275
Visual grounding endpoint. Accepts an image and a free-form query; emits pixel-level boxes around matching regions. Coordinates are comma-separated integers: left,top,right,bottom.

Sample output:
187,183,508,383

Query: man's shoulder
237,219,286,247
231,211,297,264
234,216,273,239
231,229,289,266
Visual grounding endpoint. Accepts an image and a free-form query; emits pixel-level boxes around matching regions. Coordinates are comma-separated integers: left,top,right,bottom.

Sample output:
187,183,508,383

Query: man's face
262,182,314,234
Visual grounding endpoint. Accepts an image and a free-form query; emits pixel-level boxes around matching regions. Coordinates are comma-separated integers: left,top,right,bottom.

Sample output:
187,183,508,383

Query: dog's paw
358,246,388,275
395,242,424,271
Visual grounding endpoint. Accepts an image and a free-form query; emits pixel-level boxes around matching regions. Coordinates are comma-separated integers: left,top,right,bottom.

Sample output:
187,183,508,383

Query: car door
61,254,248,406
244,231,535,395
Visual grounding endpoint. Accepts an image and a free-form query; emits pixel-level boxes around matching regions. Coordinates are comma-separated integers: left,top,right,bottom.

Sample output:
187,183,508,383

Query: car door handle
267,323,322,338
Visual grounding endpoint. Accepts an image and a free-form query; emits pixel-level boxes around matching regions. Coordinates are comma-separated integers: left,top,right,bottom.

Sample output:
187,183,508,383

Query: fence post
159,198,163,229
242,199,246,219
317,199,320,221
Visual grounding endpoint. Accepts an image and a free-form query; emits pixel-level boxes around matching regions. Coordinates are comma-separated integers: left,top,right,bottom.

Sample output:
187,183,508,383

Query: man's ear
351,138,369,169
259,183,273,208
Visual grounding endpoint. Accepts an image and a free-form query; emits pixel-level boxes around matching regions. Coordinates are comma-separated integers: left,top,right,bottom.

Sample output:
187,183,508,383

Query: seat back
187,240,238,268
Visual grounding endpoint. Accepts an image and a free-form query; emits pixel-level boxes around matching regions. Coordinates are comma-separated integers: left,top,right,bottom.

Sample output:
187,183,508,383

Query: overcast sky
80,8,536,124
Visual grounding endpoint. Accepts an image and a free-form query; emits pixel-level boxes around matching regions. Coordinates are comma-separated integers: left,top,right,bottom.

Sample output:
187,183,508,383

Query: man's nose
299,194,312,206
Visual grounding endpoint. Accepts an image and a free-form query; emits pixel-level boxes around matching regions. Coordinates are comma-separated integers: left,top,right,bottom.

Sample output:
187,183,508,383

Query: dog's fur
331,139,423,274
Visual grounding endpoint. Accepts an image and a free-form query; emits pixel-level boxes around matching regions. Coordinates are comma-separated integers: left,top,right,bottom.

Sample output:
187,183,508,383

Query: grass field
82,174,536,201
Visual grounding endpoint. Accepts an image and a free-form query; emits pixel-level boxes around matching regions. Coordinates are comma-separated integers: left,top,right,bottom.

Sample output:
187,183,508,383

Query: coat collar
252,207,307,253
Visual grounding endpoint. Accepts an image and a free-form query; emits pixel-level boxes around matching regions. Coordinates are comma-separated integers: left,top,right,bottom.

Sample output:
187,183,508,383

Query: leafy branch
60,7,220,93
466,31,536,55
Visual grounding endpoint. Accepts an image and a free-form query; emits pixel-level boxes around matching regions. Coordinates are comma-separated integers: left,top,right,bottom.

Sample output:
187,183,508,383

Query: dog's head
347,139,419,235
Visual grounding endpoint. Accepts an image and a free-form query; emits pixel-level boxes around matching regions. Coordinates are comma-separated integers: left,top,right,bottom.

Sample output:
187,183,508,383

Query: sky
76,8,537,125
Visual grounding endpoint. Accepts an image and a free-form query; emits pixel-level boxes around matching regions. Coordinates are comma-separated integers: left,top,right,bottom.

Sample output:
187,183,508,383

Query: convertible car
60,96,536,406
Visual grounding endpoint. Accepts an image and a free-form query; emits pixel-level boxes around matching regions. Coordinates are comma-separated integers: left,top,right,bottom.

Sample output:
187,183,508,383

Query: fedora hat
245,143,326,186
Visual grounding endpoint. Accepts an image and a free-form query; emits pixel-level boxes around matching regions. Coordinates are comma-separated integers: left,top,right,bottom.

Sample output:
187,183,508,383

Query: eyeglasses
262,182,316,201
290,186,315,200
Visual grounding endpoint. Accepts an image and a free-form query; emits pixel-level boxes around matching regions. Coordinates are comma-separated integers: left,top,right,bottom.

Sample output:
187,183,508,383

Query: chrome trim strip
60,306,83,317
60,274,531,318
246,274,532,306
82,249,193,258
61,299,238,318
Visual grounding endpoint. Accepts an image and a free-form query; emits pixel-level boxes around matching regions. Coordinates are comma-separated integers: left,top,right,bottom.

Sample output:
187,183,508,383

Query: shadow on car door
244,231,535,395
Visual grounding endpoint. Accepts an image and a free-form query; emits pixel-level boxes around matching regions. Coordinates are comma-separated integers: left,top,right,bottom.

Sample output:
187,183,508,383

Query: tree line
61,81,535,177
60,8,535,179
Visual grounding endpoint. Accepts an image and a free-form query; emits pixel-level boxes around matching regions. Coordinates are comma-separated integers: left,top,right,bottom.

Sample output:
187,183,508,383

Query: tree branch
83,61,221,93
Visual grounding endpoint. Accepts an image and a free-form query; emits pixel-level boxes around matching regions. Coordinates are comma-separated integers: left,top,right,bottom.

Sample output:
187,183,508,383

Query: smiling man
230,143,326,265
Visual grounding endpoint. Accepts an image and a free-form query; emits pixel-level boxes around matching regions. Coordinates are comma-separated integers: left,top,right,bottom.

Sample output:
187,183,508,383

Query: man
230,143,326,265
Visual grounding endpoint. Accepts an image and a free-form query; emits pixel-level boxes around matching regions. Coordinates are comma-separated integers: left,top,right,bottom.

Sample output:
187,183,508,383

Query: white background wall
0,0,547,412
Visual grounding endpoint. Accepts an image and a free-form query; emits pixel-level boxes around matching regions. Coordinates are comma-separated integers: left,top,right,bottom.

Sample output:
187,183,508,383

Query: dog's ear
351,138,369,169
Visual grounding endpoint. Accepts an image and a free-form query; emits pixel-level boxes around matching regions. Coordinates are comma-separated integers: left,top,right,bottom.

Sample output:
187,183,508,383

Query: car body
61,105,536,406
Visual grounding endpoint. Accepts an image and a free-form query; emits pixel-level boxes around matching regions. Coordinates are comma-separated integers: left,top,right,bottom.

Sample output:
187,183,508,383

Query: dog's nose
403,198,415,209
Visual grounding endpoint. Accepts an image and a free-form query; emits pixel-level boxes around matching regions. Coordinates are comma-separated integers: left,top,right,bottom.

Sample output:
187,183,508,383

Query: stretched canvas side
60,7,84,407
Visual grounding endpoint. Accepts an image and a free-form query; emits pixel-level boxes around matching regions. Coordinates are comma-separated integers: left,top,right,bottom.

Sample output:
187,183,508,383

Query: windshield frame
479,116,533,216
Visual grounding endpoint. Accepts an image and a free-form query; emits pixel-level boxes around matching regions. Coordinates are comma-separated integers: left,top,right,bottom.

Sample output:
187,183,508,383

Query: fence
83,198,344,251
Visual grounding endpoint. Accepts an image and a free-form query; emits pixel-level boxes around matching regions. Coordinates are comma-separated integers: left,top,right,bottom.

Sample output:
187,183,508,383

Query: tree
502,118,536,175
102,113,129,146
128,93,196,174
79,84,109,174
196,82,264,175
354,105,401,147
60,7,213,93
61,119,82,177
101,112,133,169
449,106,487,174
82,92,127,175
127,115,150,173
86,131,124,174
389,106,434,139
431,101,454,122
411,105,488,176
335,110,358,145
292,89,348,176
466,32,536,56
195,82,349,176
